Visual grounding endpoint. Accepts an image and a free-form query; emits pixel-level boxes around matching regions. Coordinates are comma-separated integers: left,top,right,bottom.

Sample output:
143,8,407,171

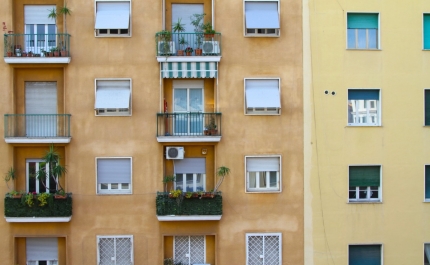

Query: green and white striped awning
161,62,217,78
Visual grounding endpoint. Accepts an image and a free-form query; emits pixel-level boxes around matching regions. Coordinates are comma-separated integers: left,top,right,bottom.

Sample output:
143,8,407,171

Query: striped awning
161,62,217,78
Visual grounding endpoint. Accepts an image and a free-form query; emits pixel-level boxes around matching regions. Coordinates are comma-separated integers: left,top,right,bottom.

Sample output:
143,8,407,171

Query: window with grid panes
174,236,205,265
97,236,133,265
246,233,281,265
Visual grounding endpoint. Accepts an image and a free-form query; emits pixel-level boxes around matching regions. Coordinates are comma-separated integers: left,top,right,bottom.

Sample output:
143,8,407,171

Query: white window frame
346,12,381,50
348,165,382,203
243,0,280,37
97,235,134,265
174,173,207,192
96,157,132,195
94,0,132,37
244,78,281,115
347,88,381,126
246,233,282,265
173,235,206,265
95,78,132,116
348,244,383,265
161,0,214,31
245,155,281,193
26,159,56,194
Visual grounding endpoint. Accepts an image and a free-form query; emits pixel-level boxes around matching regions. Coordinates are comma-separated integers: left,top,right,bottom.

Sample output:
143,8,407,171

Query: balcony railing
4,193,72,222
156,112,221,141
4,114,71,143
156,192,222,221
4,33,71,62
156,32,221,56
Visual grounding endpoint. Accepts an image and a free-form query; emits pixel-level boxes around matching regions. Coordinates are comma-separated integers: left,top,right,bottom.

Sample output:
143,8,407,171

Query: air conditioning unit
166,146,185,159
202,41,220,55
158,41,176,55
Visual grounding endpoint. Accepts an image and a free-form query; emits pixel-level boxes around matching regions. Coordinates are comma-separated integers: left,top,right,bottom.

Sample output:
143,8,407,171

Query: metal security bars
246,233,282,265
156,32,221,56
4,33,71,57
4,114,71,138
156,112,221,137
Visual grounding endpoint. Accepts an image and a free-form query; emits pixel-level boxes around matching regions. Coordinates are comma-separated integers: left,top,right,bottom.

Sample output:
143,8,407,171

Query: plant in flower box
169,189,182,198
185,46,193,56
54,189,67,199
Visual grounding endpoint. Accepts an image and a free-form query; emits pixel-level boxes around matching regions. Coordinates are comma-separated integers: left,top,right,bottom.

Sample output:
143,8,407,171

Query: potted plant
185,191,193,198
205,116,217,135
162,175,175,192
177,36,187,56
35,145,67,194
190,13,206,55
172,18,186,56
213,166,230,193
185,46,193,56
8,190,24,199
4,167,15,191
27,51,33,57
168,189,182,198
58,3,72,33
203,22,216,38
54,189,67,199
51,47,60,57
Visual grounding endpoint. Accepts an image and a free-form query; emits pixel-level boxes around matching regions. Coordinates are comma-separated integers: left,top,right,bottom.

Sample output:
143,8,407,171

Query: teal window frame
424,14,430,50
349,244,382,265
347,13,379,49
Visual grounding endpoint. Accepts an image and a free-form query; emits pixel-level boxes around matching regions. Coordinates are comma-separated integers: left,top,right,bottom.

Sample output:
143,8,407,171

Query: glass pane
174,89,187,111
111,183,118,189
259,172,267,188
190,113,203,134
25,25,35,48
249,172,257,188
366,100,378,124
175,174,183,190
368,29,377,49
174,113,188,134
47,24,56,47
121,183,129,189
347,29,356,49
100,183,108,189
370,186,379,199
28,162,37,192
349,187,357,199
185,174,194,191
196,174,204,191
357,29,367,49
269,172,277,188
359,187,368,199
37,24,45,47
189,89,203,112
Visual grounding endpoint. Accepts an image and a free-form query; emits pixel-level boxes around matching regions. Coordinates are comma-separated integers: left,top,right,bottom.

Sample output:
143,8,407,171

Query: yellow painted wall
306,0,430,264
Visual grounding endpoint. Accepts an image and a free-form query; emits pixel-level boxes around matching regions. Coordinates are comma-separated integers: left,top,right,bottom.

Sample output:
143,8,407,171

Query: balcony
3,33,71,64
156,192,222,221
4,193,72,223
156,112,221,142
156,32,221,64
4,114,71,144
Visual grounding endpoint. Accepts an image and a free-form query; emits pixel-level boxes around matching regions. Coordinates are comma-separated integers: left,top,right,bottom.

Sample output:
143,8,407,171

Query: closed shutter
97,158,131,184
95,1,130,29
95,80,130,109
426,166,430,199
347,13,379,29
349,245,381,265
245,1,280,29
348,89,379,100
24,5,56,24
172,4,204,33
425,90,430,126
247,157,280,172
245,79,280,108
424,14,430,49
26,237,58,261
174,158,206,174
25,82,57,114
349,166,381,187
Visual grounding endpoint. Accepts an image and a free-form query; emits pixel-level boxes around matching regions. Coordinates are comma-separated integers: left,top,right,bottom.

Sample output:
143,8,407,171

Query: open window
95,79,131,116
244,0,280,36
95,0,131,37
245,78,281,115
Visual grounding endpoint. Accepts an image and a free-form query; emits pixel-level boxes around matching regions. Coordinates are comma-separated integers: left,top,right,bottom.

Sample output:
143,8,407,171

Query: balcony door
25,82,57,137
171,4,204,51
174,236,205,265
26,159,56,193
24,5,57,54
173,81,204,135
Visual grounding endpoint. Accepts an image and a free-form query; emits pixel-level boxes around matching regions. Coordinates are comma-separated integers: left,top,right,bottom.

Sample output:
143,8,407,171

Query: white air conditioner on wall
166,147,185,159
202,41,220,54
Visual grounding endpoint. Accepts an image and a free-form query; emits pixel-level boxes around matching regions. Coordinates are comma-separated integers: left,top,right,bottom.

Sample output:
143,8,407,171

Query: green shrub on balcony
156,192,222,216
4,193,72,217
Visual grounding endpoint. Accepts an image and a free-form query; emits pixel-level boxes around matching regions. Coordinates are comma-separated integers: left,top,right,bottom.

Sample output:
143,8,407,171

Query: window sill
423,200,430,203
244,34,280,38
95,35,131,38
348,201,382,204
346,124,382,127
97,192,132,195
246,190,281,194
346,48,381,51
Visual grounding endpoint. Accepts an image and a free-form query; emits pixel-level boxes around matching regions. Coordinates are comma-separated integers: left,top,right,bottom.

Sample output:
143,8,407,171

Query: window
95,1,131,37
424,14,430,50
348,89,380,126
246,156,281,192
173,158,206,192
246,233,281,265
26,237,58,265
97,236,133,265
24,5,57,54
425,243,430,265
95,79,131,116
425,90,430,125
349,245,382,265
347,13,379,49
425,166,430,201
349,166,381,202
244,79,281,115
96,158,132,194
26,159,57,193
244,0,280,36
174,236,205,265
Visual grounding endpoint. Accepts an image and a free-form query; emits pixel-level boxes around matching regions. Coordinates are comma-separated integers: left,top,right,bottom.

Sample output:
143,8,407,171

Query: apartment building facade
1,0,303,264
305,0,430,264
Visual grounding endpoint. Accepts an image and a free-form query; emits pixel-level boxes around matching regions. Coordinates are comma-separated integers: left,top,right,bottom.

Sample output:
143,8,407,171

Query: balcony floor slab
156,215,222,221
4,57,71,64
5,216,72,223
5,137,72,144
157,136,221,143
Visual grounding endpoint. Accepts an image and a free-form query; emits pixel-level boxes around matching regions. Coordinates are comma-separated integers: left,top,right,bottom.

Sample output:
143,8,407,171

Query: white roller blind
26,237,58,261
25,5,56,25
174,158,206,174
97,158,131,184
172,4,204,33
95,1,130,29
25,82,57,114
245,1,280,29
95,80,130,109
247,157,280,172
245,79,280,108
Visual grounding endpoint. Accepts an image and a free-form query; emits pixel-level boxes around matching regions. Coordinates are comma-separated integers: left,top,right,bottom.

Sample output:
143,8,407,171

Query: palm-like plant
36,145,67,193
58,3,72,33
213,166,230,193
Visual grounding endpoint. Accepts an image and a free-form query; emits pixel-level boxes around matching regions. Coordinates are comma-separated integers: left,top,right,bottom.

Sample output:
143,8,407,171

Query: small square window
246,156,281,192
246,233,282,265
425,90,430,125
424,14,430,50
244,79,281,115
95,1,131,37
95,79,131,116
425,166,430,201
347,13,379,49
97,236,133,264
349,245,382,265
348,89,380,126
425,243,430,265
96,158,132,194
244,0,280,37
349,166,381,202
